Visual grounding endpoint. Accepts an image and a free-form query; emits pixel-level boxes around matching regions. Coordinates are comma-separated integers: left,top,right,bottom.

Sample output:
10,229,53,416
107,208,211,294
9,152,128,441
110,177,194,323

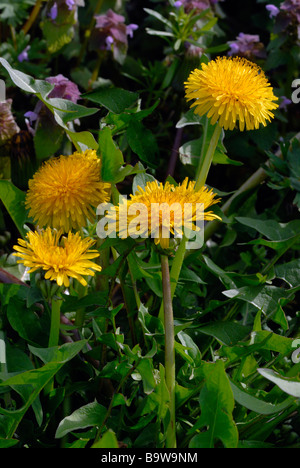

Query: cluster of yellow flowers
13,56,278,289
13,149,110,287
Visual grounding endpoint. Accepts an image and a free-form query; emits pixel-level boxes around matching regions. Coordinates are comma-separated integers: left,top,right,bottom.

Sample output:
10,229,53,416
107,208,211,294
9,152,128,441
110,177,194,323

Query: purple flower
227,33,266,59
266,4,280,18
46,74,81,103
178,0,221,13
24,111,38,124
280,0,300,24
279,96,292,111
65,0,75,10
49,2,58,20
18,45,30,62
174,1,183,7
25,75,81,134
126,23,138,38
91,9,137,63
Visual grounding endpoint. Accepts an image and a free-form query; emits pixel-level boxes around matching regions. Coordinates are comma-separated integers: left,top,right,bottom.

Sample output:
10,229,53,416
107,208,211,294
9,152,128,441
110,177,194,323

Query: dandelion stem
22,0,43,35
48,296,62,348
161,254,176,448
195,123,222,190
159,123,222,317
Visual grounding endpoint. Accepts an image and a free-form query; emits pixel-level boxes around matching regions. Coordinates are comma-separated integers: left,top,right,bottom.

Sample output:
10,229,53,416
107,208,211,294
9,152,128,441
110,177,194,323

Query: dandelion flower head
26,149,111,232
13,227,102,287
105,178,221,249
185,56,279,131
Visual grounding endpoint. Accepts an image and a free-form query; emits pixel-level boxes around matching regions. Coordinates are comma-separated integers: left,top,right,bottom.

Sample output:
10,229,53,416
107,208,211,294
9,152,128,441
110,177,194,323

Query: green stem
195,116,209,182
159,124,222,318
48,296,62,348
22,0,43,35
161,254,176,449
195,124,222,190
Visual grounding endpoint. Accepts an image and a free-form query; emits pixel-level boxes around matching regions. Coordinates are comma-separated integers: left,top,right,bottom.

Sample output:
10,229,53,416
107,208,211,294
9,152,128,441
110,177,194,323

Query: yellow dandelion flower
185,56,279,131
26,149,111,232
105,178,221,249
13,227,102,287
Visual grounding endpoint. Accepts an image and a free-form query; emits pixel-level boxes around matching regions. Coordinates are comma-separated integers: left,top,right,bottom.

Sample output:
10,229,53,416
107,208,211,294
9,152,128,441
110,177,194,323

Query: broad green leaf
250,330,293,355
34,116,65,160
189,361,238,448
275,258,300,288
28,340,88,364
223,285,290,330
126,120,159,167
0,438,19,448
47,97,99,124
41,12,76,53
83,87,138,114
132,170,157,194
98,127,124,183
0,180,28,237
176,109,204,128
0,340,87,439
0,57,52,96
230,380,293,415
198,321,251,346
7,297,49,347
55,400,107,439
91,429,119,448
258,368,300,398
136,359,157,394
66,130,99,152
236,217,300,250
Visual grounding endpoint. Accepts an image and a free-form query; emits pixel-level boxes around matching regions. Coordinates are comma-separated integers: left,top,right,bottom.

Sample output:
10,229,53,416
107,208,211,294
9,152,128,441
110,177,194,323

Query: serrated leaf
189,361,238,448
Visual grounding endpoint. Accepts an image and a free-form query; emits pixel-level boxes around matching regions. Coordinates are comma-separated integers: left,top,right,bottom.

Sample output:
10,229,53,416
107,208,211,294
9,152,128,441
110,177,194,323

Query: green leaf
198,321,251,347
91,429,119,448
98,127,124,183
144,8,173,29
0,438,19,448
0,340,87,439
66,130,99,152
0,57,53,95
83,87,139,114
126,120,159,167
177,331,201,366
236,217,300,250
258,368,300,398
275,258,300,288
250,330,293,355
7,297,49,347
41,16,75,53
132,170,157,194
136,359,157,395
176,109,204,128
55,401,107,439
223,285,290,330
189,361,238,448
230,380,293,415
28,340,88,364
0,180,28,237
